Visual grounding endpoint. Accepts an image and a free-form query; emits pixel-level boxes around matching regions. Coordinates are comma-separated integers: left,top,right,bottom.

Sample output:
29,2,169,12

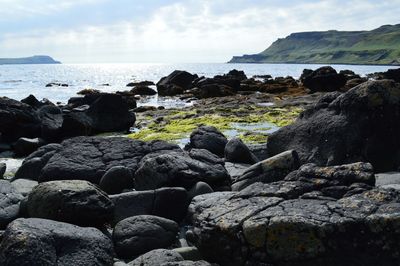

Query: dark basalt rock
0,97,41,142
267,80,400,172
99,166,134,195
14,137,45,157
0,180,23,229
128,249,184,266
113,215,179,258
232,150,300,191
130,86,157,96
26,180,114,227
157,70,198,96
301,66,347,92
126,81,155,87
0,163,5,179
0,218,114,266
14,137,180,184
134,152,230,191
224,138,259,164
111,187,188,224
187,162,398,266
186,126,228,157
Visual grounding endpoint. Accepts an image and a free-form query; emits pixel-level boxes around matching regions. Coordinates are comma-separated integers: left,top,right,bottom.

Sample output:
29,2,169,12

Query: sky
0,0,399,63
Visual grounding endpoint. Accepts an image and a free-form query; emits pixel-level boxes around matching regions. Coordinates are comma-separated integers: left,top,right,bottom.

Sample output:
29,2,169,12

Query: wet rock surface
0,180,23,229
186,126,228,157
0,218,114,266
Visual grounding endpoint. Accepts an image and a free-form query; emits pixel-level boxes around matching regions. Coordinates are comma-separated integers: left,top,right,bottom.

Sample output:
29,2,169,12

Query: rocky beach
0,66,400,266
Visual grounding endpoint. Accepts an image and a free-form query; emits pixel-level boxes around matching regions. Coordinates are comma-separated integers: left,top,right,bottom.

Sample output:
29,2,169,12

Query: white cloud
0,0,399,63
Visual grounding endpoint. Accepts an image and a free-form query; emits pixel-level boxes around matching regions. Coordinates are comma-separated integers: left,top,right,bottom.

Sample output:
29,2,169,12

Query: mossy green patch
128,106,303,144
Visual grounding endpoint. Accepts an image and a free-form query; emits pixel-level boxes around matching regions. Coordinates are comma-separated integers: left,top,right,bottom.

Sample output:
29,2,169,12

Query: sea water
0,63,397,106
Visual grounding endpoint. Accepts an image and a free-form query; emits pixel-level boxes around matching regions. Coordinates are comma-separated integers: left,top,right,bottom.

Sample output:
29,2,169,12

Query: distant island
229,24,400,65
0,55,61,65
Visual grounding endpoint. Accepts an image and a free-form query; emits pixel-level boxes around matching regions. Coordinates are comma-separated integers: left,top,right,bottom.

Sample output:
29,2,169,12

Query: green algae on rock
128,106,303,144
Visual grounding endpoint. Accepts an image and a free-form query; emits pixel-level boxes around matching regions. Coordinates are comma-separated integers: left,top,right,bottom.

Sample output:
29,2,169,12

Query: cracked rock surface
188,162,400,266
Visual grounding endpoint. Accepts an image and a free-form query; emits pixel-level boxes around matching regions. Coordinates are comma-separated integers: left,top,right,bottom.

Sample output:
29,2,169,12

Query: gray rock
189,149,224,165
376,172,400,187
11,179,38,196
161,261,213,266
247,143,268,161
14,137,180,184
111,187,188,224
172,247,203,261
224,138,258,164
232,150,300,191
113,215,179,258
27,180,114,226
100,166,134,194
157,70,198,96
128,249,184,266
0,218,113,266
135,152,230,191
186,126,228,157
224,162,250,180
187,162,397,266
0,180,23,229
267,80,400,172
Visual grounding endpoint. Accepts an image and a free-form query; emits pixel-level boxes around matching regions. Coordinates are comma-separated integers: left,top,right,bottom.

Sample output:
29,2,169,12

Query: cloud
0,0,399,63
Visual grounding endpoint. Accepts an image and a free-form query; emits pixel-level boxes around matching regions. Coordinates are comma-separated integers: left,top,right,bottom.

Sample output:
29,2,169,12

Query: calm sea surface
0,63,397,106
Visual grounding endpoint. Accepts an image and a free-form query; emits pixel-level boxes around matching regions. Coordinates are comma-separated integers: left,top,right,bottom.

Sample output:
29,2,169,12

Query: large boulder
99,166,134,194
187,163,398,266
187,84,235,99
157,70,198,96
113,215,179,258
130,86,157,96
0,97,41,142
0,218,113,266
26,180,114,226
0,180,23,229
267,80,400,172
134,152,230,191
111,187,188,224
14,137,180,184
186,126,228,157
301,66,347,92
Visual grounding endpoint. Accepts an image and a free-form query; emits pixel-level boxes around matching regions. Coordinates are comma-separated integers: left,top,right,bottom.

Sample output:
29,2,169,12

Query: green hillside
229,24,400,65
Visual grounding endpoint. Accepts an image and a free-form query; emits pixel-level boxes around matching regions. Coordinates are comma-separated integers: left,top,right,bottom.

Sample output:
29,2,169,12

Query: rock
111,187,188,224
11,179,38,196
14,137,45,157
162,261,214,266
173,247,203,261
0,218,113,266
224,138,258,164
61,111,93,137
128,249,184,266
267,80,400,172
375,171,400,190
39,108,63,142
301,66,347,92
157,70,198,96
13,143,62,181
20,94,43,108
188,182,214,200
224,162,251,180
130,86,157,96
0,163,5,178
126,81,155,87
232,150,300,191
188,167,399,266
99,166,134,195
343,77,367,91
247,144,268,161
369,68,400,83
0,97,41,142
86,93,136,133
0,180,23,229
14,137,180,184
26,180,114,226
134,152,230,191
227,69,247,81
186,126,228,157
113,215,179,258
45,82,68,87
187,84,235,99
188,148,224,165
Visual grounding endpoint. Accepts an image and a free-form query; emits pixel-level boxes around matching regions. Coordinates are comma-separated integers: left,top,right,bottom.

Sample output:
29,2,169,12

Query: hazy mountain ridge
229,24,400,65
0,55,61,65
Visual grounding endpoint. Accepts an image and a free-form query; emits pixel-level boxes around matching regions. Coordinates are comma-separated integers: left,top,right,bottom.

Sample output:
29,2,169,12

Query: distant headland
0,55,61,65
229,24,400,65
